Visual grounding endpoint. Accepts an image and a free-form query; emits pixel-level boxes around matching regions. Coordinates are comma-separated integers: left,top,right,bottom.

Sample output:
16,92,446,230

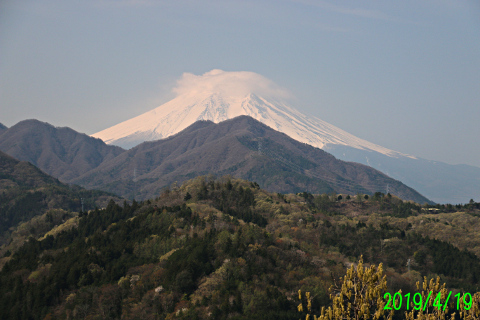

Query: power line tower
81,198,84,212
133,168,137,200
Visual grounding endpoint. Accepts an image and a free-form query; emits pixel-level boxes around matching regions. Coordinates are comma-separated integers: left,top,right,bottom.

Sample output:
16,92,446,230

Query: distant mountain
325,145,480,204
91,70,480,204
0,119,125,182
0,150,120,242
76,116,431,204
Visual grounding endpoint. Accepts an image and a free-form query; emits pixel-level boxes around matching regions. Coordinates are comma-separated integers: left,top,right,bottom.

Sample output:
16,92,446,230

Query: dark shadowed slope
74,116,431,203
0,150,120,241
0,119,125,182
0,150,61,189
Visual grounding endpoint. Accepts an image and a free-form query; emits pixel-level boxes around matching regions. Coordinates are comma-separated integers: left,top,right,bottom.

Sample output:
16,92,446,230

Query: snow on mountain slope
92,69,414,159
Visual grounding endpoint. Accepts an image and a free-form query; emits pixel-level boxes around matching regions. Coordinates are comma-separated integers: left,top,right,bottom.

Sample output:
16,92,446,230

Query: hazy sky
1,0,479,167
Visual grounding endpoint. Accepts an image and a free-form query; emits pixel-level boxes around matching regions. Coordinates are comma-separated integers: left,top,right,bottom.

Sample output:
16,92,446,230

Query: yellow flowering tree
299,262,480,320
457,292,480,320
403,277,452,320
299,257,393,320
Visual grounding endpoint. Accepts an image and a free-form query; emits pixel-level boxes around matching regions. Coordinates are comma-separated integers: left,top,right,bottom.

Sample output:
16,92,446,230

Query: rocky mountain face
0,119,125,182
75,116,431,204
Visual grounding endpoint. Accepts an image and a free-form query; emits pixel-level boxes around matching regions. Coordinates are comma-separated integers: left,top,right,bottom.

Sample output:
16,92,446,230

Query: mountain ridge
0,119,125,182
76,116,431,203
0,149,61,189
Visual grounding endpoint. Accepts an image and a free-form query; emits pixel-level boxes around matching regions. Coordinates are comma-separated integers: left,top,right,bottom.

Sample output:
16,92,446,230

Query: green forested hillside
0,151,121,245
0,176,479,320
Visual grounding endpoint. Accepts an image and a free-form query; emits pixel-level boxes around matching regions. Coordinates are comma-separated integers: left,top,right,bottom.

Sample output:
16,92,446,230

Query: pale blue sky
1,0,479,167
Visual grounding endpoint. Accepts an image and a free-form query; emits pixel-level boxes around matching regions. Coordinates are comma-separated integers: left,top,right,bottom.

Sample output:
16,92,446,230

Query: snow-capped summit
92,70,413,159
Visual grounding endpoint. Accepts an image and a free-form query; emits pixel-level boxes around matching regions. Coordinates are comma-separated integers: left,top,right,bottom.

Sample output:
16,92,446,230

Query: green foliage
0,183,117,241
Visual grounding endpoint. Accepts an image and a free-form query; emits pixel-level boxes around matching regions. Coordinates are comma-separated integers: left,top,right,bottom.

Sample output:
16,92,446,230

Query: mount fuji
93,70,408,159
92,70,480,204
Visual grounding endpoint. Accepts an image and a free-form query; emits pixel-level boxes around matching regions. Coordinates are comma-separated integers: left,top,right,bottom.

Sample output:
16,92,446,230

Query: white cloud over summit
173,69,292,100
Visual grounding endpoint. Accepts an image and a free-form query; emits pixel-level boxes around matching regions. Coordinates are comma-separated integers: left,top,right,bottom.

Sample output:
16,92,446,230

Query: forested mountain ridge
73,116,432,204
0,150,121,245
0,119,125,182
1,175,479,320
0,117,431,204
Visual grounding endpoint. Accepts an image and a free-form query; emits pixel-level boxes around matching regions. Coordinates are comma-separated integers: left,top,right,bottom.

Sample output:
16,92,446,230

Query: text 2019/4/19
383,291,473,311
